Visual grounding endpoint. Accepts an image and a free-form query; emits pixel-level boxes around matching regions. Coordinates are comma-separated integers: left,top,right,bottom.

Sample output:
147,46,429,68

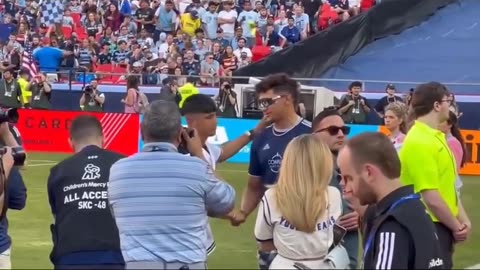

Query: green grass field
6,153,480,269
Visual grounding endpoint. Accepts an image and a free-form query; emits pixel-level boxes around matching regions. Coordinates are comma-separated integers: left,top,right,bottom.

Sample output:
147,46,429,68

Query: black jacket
363,186,445,269
47,145,125,265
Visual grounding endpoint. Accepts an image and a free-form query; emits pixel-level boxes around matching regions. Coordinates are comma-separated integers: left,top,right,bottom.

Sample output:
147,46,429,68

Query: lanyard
362,194,420,265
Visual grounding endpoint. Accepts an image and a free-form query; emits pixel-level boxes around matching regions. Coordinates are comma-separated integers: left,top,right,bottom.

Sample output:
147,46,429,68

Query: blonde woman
384,102,407,150
255,135,348,269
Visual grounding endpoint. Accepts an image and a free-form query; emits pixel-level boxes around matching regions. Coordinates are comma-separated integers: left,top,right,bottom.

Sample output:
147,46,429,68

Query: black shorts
434,222,454,269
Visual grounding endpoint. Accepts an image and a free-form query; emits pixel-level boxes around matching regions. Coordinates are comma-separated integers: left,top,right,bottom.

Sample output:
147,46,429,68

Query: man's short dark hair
349,81,362,90
411,81,450,118
255,73,299,104
69,115,103,142
346,132,400,179
312,106,341,130
182,94,216,115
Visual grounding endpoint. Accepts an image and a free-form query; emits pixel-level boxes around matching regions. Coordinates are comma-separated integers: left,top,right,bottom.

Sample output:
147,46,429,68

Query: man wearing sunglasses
232,74,311,268
311,107,360,270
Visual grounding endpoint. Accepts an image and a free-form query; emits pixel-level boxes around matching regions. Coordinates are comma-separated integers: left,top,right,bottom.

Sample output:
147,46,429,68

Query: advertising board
16,109,139,156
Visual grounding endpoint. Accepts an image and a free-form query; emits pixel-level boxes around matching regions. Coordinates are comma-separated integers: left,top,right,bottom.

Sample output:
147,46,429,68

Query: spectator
104,3,122,32
154,0,176,41
233,37,252,64
281,17,301,45
293,6,310,40
200,52,220,85
180,10,202,37
135,0,155,34
33,40,72,72
202,2,219,40
213,28,229,48
238,1,258,47
218,0,237,41
220,45,238,76
261,24,284,50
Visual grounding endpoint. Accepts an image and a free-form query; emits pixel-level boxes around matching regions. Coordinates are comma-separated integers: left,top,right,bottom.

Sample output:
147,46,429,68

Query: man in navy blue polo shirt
232,74,310,222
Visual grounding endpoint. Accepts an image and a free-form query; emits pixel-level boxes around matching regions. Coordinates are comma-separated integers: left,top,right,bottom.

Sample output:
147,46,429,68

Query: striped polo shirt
108,142,236,264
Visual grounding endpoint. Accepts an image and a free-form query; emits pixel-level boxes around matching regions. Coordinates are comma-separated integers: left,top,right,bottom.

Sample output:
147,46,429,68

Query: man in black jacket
337,132,444,269
47,115,125,269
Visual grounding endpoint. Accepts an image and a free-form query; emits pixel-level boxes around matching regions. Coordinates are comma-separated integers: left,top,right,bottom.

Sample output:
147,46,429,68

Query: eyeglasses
441,99,452,104
314,125,350,136
257,95,284,110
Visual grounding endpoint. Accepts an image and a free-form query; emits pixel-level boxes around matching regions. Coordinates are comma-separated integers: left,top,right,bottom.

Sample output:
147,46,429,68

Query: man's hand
454,223,469,243
338,211,359,231
182,128,203,158
1,147,14,170
253,116,272,135
227,209,246,226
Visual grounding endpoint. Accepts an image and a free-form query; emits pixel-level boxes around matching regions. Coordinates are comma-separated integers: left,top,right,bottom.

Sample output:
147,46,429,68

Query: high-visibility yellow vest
178,83,199,108
17,78,32,104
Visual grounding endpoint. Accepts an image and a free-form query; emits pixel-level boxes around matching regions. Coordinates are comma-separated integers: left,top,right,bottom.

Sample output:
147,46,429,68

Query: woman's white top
255,186,343,260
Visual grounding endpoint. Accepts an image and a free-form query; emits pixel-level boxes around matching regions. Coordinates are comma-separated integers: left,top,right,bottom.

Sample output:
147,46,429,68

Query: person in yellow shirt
178,77,199,108
180,10,201,37
17,70,32,108
399,82,470,269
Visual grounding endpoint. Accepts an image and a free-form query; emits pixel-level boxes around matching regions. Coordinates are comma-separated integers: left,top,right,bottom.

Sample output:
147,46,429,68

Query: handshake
224,209,248,226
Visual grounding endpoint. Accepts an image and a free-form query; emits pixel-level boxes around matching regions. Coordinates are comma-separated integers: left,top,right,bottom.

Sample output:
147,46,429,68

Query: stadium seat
252,46,272,62
62,26,73,39
71,13,82,26
74,26,87,40
111,65,127,84
96,64,113,83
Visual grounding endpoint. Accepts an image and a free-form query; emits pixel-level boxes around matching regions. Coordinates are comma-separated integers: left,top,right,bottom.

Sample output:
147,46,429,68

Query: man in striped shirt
108,100,235,269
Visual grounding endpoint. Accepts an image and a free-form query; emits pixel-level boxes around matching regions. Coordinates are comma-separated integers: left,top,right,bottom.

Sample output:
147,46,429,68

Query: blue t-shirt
33,47,63,72
248,119,311,186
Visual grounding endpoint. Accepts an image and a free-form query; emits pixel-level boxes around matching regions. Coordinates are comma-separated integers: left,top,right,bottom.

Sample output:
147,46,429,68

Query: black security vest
48,146,125,264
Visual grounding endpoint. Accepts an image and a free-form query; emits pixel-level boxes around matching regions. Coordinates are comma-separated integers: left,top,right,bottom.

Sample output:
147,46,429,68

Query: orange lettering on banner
460,130,480,176
378,126,480,176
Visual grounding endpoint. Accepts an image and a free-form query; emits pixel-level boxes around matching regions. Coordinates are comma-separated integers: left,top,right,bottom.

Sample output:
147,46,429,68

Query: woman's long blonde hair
274,134,333,233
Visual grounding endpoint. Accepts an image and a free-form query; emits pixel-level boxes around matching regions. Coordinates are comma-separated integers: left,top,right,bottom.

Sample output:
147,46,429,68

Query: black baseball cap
386,83,396,90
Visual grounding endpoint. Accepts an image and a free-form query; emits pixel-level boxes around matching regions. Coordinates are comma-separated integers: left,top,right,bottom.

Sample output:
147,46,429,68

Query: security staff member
47,115,125,269
337,132,444,269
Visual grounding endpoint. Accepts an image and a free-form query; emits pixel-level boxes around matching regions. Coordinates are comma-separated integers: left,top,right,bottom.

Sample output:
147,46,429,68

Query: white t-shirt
255,186,342,260
202,143,222,255
218,9,238,35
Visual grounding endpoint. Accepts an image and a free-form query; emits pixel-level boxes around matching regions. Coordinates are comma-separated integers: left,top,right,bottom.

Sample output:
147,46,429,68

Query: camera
0,146,26,167
83,85,94,94
0,108,18,124
224,84,231,90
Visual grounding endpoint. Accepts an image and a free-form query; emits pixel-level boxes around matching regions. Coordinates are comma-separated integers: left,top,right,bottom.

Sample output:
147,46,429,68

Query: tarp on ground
233,0,455,80
321,0,480,94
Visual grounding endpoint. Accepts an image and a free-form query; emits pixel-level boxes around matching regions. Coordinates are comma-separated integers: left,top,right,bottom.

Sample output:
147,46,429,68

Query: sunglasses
314,125,350,136
257,95,284,110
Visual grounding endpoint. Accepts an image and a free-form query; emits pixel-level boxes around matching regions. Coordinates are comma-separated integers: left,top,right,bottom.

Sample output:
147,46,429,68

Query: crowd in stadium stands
0,0,377,87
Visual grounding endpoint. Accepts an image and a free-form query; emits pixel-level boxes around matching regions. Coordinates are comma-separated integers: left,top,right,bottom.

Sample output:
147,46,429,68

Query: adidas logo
262,144,270,150
429,258,443,268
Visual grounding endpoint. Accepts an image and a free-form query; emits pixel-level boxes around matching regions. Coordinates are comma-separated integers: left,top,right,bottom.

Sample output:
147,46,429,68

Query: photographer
80,79,105,112
47,115,125,269
216,81,238,118
0,70,22,109
28,73,52,110
0,118,26,269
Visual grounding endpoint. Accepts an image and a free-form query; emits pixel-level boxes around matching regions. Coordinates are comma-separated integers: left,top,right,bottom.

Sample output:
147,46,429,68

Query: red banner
15,109,139,156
